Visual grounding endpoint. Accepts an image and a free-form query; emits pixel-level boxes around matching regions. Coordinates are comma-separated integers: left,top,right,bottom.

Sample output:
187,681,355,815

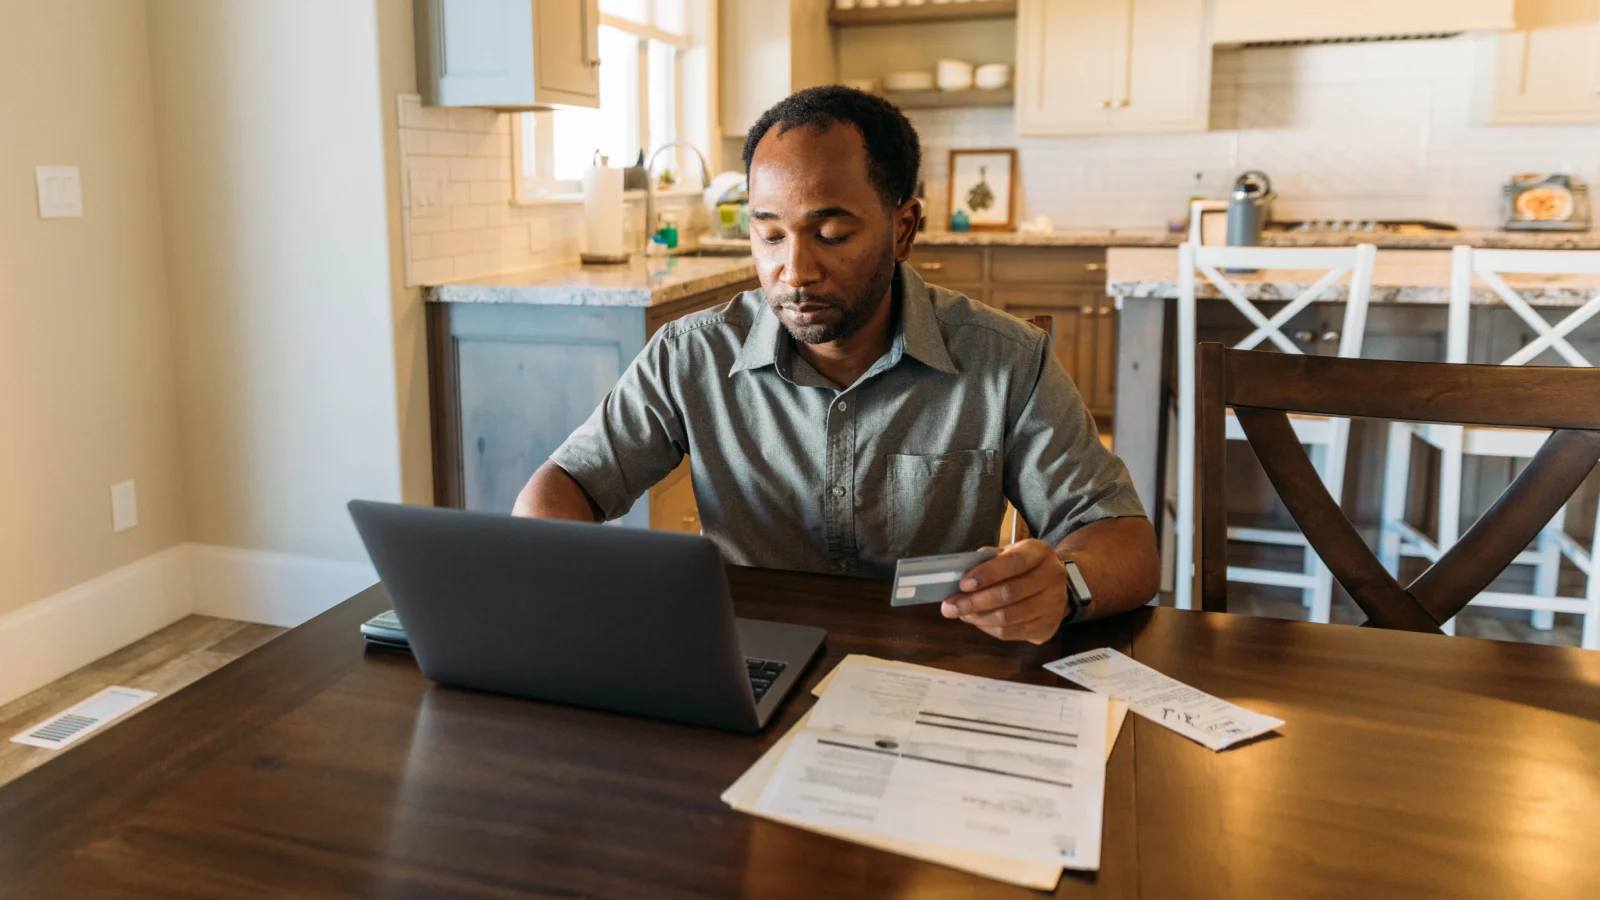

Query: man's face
747,123,912,345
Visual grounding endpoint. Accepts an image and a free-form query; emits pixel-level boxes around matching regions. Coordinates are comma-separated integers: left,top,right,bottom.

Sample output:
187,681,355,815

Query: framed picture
948,149,1018,231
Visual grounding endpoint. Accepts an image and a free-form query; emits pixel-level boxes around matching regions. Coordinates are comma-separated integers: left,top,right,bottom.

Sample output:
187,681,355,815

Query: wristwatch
1062,559,1093,625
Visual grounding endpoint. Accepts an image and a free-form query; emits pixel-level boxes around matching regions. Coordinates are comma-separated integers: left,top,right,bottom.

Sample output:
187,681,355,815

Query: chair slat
1231,406,1443,633
1409,430,1600,622
1224,352,1600,430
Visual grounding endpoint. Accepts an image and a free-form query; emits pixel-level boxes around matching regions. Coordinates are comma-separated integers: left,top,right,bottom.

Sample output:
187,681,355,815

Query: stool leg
1584,503,1600,651
1436,430,1465,634
1379,422,1412,575
1531,513,1563,631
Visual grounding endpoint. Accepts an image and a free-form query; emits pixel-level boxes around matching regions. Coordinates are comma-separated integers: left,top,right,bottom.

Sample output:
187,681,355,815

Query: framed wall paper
948,149,1018,231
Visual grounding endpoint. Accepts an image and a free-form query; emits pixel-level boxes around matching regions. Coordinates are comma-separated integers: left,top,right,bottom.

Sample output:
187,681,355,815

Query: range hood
1212,0,1517,46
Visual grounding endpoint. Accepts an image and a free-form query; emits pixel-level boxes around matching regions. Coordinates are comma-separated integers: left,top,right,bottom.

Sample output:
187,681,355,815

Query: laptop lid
348,501,761,732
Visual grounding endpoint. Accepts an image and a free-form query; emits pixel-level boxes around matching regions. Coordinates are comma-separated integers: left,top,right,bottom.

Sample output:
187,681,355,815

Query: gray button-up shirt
550,264,1145,578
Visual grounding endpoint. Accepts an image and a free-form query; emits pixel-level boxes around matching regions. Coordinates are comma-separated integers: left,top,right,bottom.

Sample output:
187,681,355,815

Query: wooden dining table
1,566,1597,899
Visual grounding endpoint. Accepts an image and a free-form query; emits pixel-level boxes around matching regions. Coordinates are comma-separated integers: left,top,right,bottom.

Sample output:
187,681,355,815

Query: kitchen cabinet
1486,0,1600,124
416,0,600,109
1016,0,1212,136
907,245,1117,423
719,0,836,136
426,276,759,525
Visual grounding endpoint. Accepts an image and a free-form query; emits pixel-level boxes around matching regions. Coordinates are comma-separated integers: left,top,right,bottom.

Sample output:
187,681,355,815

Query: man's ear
893,198,922,262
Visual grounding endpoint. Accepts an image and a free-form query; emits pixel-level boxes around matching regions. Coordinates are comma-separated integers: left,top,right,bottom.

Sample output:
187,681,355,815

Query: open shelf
882,88,1013,109
828,0,1017,28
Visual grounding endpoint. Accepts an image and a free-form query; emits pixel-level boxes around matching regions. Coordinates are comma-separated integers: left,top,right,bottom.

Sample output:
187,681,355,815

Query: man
515,86,1159,643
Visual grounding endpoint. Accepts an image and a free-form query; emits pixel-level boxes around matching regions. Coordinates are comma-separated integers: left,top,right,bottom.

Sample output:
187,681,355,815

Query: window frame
512,2,707,204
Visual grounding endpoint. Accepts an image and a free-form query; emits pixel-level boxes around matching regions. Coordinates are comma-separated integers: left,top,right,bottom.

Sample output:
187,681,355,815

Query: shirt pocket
885,449,1002,560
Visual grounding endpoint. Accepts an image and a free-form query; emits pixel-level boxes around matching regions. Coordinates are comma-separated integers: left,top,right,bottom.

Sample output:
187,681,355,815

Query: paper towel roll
583,164,625,258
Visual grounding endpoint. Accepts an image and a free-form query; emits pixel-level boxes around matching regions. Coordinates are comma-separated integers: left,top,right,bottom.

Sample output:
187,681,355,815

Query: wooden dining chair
1196,343,1600,639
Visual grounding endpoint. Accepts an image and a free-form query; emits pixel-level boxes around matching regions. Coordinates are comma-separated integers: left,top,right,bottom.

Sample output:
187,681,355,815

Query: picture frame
947,149,1018,232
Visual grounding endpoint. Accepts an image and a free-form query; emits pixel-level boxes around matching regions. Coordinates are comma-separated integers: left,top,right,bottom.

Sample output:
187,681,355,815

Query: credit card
890,549,999,607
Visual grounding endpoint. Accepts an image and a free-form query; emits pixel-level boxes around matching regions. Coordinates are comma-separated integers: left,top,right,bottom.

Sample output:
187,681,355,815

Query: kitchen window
515,0,712,200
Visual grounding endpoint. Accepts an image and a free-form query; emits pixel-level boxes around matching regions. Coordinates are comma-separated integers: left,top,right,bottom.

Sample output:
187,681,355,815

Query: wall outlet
110,480,138,533
36,166,83,219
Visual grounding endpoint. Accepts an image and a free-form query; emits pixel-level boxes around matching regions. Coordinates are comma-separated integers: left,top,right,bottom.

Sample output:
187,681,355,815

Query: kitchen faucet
643,140,711,249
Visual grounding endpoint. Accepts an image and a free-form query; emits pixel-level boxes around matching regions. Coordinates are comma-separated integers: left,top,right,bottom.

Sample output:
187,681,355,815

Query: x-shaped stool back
1452,246,1600,368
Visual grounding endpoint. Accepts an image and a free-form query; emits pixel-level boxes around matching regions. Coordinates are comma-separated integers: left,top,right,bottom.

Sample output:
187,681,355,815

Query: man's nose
780,238,823,289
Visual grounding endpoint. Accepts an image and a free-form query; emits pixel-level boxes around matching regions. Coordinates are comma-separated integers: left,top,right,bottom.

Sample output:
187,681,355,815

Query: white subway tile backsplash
909,37,1600,230
451,204,490,230
426,130,469,156
469,180,510,205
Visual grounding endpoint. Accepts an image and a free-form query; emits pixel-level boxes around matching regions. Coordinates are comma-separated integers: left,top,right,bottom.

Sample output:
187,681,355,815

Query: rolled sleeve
1004,331,1146,546
548,331,687,521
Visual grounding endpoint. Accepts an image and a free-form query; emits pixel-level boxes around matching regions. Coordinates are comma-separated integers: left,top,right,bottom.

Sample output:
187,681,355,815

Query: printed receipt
1045,648,1283,751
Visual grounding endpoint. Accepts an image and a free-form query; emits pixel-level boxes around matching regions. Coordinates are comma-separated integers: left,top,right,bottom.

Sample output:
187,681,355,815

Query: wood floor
0,616,284,789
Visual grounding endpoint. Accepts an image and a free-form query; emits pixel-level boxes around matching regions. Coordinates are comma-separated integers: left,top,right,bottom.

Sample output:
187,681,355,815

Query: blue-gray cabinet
415,0,600,109
426,277,758,526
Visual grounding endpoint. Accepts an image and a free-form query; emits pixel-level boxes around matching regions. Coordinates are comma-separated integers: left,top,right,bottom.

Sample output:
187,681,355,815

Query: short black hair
742,85,922,208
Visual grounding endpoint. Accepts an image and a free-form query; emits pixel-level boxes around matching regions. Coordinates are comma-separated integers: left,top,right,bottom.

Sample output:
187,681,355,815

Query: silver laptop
347,501,825,732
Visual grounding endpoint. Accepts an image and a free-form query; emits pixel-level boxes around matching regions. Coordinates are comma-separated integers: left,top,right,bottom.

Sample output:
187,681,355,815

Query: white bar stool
1378,246,1600,649
1171,242,1378,620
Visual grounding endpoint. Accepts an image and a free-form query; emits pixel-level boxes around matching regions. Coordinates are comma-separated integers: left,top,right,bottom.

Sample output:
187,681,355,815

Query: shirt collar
728,262,958,378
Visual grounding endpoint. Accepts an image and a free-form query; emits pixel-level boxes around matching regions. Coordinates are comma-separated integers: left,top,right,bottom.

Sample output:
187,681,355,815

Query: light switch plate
110,480,138,533
36,166,83,219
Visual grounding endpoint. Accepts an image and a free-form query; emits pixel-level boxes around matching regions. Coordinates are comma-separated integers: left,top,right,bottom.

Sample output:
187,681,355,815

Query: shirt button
831,486,846,497
836,401,848,412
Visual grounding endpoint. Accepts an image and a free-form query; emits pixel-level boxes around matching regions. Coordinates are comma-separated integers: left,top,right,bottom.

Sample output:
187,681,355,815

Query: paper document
754,659,1109,870
1045,648,1283,751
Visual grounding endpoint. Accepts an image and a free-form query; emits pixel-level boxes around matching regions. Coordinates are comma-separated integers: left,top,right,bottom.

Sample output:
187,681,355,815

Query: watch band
1062,559,1093,625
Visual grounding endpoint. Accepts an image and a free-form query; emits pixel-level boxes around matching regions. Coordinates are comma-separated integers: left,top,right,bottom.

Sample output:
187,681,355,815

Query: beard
766,243,897,345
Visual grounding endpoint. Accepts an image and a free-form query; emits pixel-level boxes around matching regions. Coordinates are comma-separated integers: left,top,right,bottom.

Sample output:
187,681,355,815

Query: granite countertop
918,228,1600,251
426,254,756,307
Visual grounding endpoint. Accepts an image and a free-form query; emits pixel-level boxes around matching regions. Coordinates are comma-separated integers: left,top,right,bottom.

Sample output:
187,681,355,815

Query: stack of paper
722,655,1128,890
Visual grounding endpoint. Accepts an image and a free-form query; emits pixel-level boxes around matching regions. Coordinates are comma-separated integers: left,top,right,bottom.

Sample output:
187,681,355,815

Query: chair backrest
1449,246,1600,367
1196,344,1600,630
1181,243,1378,360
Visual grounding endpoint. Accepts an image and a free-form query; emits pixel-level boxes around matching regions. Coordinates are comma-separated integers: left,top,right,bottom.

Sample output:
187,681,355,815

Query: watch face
1064,561,1092,603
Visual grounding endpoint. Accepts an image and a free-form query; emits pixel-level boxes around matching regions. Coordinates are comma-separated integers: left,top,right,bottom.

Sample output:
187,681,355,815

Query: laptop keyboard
746,658,788,702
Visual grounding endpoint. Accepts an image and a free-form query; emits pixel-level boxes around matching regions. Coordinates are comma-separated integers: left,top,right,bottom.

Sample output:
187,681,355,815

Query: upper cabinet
720,0,837,136
416,0,601,109
1486,0,1600,124
1016,0,1212,136
1212,0,1515,44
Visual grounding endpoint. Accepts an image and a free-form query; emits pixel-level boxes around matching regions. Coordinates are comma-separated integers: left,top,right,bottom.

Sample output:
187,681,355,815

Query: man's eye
758,232,784,245
817,234,848,246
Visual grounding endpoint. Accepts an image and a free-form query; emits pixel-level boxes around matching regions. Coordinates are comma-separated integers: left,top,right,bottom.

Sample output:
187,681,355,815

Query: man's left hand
940,539,1067,644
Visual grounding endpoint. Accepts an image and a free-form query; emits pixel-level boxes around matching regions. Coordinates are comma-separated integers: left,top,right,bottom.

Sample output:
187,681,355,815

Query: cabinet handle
1321,330,1341,343
1084,262,1105,272
1097,99,1112,109
1292,330,1316,343
917,261,945,271
1111,99,1128,109
1098,306,1113,316
1079,305,1095,315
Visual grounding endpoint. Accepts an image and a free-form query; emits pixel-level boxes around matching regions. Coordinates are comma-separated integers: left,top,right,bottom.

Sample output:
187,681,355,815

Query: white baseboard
0,546,193,709
187,543,377,628
0,543,378,709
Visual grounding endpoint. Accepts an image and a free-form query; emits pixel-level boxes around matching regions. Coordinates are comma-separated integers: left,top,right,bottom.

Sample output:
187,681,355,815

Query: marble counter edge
916,230,1600,251
425,260,759,308
1107,280,1598,307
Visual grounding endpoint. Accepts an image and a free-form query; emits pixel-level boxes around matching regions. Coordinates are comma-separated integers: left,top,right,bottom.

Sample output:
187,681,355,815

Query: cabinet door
534,0,601,106
992,290,1100,403
421,0,536,107
1016,0,1119,135
1091,305,1117,418
1113,0,1213,133
1489,0,1600,124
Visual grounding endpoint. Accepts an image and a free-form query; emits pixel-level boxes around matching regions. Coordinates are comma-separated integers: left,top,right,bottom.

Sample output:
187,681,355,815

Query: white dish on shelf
974,63,1011,90
936,59,974,91
883,71,936,91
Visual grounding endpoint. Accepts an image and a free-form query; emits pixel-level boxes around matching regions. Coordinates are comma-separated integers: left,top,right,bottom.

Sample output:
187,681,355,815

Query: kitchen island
425,255,758,527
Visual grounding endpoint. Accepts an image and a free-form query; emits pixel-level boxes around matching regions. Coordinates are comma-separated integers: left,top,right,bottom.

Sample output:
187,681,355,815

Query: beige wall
0,0,187,617
146,0,403,561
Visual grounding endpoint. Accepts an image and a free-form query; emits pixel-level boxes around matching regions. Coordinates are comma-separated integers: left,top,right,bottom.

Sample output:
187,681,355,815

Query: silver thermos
1225,169,1273,272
